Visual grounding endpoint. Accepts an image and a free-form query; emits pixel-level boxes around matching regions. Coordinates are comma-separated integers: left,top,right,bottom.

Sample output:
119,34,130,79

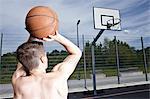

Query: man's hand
28,35,54,42
27,35,44,42
42,31,59,42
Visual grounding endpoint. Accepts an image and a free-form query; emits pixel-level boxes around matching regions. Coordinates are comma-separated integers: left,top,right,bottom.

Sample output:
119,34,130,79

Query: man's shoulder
12,76,31,95
45,72,67,82
12,76,30,86
45,72,60,79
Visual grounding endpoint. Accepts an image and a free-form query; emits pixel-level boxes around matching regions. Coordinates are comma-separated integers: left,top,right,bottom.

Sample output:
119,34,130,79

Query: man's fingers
46,31,60,41
42,37,54,42
55,30,59,34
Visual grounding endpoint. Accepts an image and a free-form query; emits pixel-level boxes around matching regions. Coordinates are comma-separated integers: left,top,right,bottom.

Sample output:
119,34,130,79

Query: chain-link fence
0,33,150,97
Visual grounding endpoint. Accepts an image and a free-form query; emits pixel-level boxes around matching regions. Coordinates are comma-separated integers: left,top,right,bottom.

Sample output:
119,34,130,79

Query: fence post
91,44,97,95
82,35,87,89
0,33,3,76
114,36,120,84
0,33,3,64
141,37,148,81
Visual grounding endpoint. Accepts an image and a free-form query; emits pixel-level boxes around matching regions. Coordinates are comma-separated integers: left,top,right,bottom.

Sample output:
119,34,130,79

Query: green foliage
0,53,17,84
102,68,117,77
84,37,150,77
0,39,150,84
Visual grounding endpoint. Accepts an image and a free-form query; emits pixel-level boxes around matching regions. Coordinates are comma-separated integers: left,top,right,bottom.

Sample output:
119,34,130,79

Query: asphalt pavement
68,84,150,99
0,73,150,98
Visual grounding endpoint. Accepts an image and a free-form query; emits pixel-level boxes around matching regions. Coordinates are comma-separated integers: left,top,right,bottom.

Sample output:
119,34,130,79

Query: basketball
25,6,58,38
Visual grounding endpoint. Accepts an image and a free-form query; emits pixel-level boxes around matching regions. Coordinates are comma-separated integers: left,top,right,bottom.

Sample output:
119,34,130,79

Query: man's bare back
13,71,68,99
12,32,82,99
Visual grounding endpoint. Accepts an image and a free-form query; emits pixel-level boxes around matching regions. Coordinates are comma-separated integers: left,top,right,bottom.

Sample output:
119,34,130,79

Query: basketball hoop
107,18,121,29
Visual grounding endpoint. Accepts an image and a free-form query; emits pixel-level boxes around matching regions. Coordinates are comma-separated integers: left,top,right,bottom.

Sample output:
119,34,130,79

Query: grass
1,66,150,84
102,68,118,77
139,66,150,73
0,75,12,84
69,68,91,80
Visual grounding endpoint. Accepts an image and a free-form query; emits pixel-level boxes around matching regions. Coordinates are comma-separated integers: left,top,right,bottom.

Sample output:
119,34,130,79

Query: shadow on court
68,84,150,99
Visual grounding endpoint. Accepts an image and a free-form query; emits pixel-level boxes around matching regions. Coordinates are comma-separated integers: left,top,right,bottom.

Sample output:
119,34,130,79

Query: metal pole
77,20,80,80
114,36,120,84
77,20,80,47
92,29,105,45
82,35,87,89
91,29,105,95
0,33,3,74
91,44,97,95
0,33,3,64
141,37,148,81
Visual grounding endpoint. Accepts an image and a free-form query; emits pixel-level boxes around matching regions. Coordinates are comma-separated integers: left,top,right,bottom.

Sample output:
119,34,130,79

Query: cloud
0,0,149,54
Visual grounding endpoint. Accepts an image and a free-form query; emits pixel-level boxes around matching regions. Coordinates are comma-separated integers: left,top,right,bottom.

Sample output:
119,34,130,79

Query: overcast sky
0,0,149,54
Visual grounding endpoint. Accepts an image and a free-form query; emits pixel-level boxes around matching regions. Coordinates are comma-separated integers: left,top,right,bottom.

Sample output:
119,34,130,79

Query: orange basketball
25,6,58,38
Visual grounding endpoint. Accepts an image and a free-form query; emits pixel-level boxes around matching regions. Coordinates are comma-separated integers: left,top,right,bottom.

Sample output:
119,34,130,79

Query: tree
84,41,92,70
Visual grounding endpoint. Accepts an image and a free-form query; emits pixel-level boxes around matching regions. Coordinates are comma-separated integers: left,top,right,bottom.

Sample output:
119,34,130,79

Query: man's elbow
72,48,82,58
77,49,82,58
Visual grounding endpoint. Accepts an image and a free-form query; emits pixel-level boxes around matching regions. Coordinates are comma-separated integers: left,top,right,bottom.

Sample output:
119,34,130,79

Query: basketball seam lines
27,14,52,18
26,22,56,32
26,14,58,21
26,15,58,31
26,14,59,21
26,17,55,32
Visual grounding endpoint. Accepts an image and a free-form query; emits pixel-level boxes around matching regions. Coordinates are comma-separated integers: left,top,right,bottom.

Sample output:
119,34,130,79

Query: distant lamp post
77,20,80,47
77,20,80,80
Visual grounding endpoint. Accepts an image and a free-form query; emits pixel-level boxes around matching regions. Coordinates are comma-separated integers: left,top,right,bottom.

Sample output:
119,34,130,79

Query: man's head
16,41,48,71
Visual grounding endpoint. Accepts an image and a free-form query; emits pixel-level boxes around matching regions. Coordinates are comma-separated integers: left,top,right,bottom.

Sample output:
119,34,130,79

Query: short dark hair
16,41,45,71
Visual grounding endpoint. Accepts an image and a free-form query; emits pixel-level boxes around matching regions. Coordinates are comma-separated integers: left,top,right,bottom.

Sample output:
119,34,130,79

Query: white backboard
93,7,121,31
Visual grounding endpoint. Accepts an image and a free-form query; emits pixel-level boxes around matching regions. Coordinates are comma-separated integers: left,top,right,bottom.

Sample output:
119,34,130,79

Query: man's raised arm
46,32,82,79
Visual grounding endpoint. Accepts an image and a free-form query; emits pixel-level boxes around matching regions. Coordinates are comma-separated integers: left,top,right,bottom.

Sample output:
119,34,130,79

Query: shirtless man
12,31,82,99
